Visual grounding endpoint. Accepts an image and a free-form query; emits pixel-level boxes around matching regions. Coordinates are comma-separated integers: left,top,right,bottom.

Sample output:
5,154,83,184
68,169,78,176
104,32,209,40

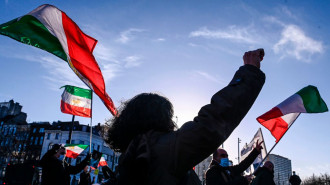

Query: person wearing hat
40,144,91,185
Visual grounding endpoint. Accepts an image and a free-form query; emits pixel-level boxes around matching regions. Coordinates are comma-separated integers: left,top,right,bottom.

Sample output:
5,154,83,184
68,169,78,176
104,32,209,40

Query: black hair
104,93,177,152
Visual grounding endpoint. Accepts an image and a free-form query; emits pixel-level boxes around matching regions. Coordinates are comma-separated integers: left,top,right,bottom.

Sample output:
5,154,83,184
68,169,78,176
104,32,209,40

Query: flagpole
253,114,301,174
90,92,93,154
68,115,75,144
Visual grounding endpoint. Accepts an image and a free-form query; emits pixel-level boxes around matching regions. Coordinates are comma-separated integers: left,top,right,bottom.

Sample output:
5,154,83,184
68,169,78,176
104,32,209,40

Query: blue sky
1,0,329,179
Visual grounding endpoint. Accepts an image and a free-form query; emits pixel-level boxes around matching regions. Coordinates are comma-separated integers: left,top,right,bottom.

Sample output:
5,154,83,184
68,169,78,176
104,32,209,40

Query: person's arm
231,148,260,175
174,50,266,174
66,154,91,175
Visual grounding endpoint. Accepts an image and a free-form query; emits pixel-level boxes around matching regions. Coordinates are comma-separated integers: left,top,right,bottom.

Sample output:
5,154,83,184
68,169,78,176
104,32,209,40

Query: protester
40,144,90,185
100,166,117,185
250,161,276,185
205,140,263,185
79,166,94,185
104,49,266,185
289,171,302,185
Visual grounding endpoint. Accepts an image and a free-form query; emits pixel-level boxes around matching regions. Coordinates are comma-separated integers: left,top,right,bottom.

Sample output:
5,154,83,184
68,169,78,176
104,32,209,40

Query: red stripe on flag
61,100,91,117
66,150,80,159
257,107,288,142
257,107,284,123
61,12,117,116
98,160,108,167
259,117,288,143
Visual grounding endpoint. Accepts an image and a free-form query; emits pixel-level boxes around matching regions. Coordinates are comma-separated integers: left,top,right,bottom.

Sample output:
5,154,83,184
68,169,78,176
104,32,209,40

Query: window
55,133,59,140
34,137,39,145
33,128,37,133
47,133,51,140
39,136,44,145
13,127,16,135
79,140,84,145
71,140,75,144
97,145,100,151
39,128,44,133
30,137,34,145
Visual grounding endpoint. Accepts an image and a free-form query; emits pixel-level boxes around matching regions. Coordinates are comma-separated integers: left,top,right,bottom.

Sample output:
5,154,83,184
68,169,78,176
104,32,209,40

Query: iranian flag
257,85,328,142
64,144,88,159
0,4,117,116
61,85,92,117
98,154,108,167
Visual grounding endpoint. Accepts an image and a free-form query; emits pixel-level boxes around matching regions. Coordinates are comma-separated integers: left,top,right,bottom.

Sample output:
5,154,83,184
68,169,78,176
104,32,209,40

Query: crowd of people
39,49,302,185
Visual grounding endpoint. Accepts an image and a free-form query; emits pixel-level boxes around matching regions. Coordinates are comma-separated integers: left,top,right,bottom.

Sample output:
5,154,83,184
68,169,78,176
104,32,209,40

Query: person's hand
254,139,264,152
245,174,253,182
243,48,265,69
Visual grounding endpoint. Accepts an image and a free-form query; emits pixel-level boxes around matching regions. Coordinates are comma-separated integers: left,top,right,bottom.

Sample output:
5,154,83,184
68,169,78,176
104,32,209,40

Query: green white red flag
61,85,92,117
257,85,328,142
64,144,88,159
0,4,117,116
98,154,108,167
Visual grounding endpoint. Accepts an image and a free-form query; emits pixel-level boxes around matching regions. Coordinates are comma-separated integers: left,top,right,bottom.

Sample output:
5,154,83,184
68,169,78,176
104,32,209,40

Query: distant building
267,154,292,185
195,155,212,183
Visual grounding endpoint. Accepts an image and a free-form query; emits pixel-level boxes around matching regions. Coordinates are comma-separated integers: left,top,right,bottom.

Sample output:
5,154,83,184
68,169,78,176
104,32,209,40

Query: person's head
292,171,296,175
105,93,177,152
52,144,66,160
263,161,274,172
213,148,230,167
83,166,90,173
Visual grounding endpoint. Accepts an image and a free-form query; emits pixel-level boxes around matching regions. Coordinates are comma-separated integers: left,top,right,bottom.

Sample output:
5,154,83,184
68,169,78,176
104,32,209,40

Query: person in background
104,49,266,185
289,171,301,185
205,140,264,185
250,161,276,185
40,144,90,185
79,166,94,185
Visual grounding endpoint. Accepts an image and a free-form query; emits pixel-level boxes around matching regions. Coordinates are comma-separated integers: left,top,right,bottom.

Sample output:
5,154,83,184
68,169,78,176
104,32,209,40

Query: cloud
273,24,323,62
194,70,225,85
94,43,119,63
124,55,142,68
189,26,257,44
155,38,165,42
117,28,145,44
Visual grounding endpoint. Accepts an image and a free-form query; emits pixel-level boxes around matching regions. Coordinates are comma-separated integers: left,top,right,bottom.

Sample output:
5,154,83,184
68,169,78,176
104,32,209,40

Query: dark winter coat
116,65,265,185
205,148,260,185
79,171,93,185
289,175,301,185
250,167,276,185
40,155,89,185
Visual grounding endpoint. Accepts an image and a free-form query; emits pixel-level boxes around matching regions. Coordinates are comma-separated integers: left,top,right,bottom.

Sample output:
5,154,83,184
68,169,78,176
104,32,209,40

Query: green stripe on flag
296,85,328,113
64,144,89,149
0,15,67,61
63,85,92,99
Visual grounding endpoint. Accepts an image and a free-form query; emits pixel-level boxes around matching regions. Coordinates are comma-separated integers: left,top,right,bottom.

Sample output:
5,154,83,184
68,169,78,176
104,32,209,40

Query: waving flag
61,85,92,117
241,128,267,173
257,85,328,142
0,4,117,116
64,144,88,159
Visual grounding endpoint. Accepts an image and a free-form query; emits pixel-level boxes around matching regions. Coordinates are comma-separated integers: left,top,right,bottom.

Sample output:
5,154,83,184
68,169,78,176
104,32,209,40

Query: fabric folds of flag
64,144,88,159
257,85,328,142
98,154,108,167
0,4,117,116
61,85,92,117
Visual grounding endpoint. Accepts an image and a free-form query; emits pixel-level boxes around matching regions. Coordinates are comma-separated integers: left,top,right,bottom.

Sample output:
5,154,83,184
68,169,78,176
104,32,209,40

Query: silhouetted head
263,161,274,172
213,148,228,163
105,93,177,152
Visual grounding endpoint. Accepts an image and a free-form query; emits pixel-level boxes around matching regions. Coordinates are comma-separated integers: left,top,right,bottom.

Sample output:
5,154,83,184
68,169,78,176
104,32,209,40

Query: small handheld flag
257,85,328,142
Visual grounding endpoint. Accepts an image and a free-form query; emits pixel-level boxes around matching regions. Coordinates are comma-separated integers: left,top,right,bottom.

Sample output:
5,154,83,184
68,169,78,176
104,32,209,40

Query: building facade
195,155,212,184
268,154,292,185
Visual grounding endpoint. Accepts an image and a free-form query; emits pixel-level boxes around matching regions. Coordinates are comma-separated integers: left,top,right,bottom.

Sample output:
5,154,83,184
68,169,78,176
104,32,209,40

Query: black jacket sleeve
174,65,265,174
230,148,260,175
66,155,90,175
